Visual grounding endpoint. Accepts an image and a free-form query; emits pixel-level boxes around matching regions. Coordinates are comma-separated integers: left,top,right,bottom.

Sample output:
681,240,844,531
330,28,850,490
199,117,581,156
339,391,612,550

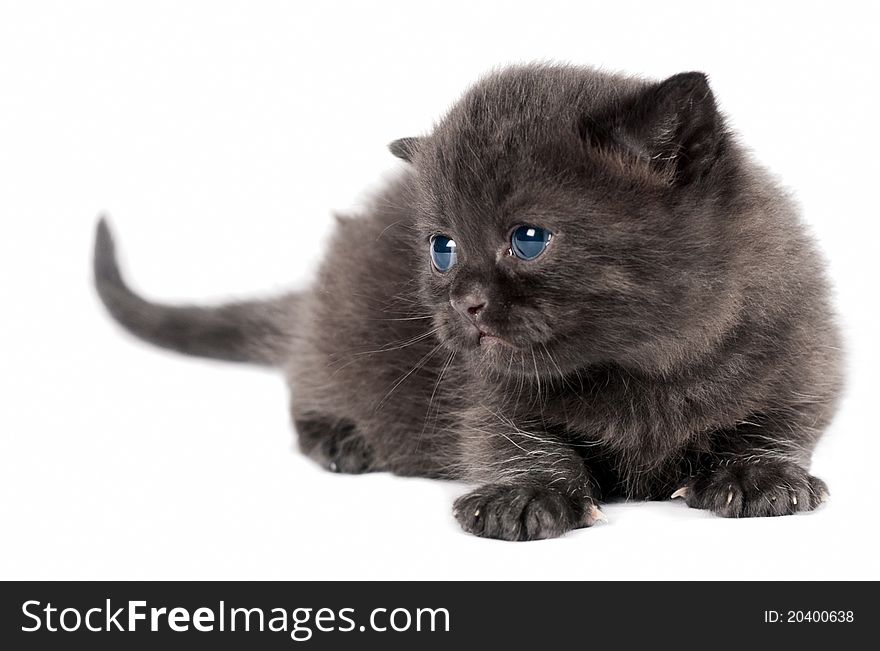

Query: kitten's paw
322,431,376,474
296,418,378,474
453,484,597,541
673,461,828,518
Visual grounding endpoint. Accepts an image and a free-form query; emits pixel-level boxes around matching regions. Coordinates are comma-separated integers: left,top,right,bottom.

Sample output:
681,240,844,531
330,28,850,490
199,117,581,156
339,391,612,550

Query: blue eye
510,225,552,260
430,235,457,272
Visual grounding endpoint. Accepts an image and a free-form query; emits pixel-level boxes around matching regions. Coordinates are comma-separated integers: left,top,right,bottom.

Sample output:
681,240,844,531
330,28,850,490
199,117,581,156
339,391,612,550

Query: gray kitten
94,64,843,540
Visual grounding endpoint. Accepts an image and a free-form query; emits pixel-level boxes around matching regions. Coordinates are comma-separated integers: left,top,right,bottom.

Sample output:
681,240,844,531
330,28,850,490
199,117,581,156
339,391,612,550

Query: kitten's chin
478,333,507,347
471,334,525,375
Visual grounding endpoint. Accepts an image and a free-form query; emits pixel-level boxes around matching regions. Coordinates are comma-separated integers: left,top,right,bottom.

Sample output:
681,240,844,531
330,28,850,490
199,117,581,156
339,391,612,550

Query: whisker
416,349,457,449
352,327,440,356
374,342,445,411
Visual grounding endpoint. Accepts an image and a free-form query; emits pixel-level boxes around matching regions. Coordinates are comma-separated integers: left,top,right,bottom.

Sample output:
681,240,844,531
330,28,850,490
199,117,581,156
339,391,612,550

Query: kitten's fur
94,64,843,540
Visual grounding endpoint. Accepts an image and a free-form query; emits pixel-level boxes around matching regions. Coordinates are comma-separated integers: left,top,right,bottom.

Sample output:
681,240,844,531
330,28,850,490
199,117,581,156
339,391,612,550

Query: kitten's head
392,65,743,379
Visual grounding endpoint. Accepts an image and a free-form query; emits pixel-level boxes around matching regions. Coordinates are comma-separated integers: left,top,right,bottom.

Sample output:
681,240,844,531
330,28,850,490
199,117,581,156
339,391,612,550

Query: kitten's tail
93,218,300,366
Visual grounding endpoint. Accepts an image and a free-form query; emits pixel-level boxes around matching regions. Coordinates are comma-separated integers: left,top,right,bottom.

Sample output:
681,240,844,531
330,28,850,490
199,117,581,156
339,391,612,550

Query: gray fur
94,64,843,540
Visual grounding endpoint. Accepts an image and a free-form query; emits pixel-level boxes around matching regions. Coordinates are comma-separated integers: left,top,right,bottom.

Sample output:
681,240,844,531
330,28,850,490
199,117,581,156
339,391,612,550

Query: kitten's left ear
623,72,723,183
388,137,421,163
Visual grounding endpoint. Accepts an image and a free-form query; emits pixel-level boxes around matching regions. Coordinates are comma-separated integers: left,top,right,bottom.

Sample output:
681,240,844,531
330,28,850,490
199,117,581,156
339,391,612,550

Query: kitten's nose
451,294,487,322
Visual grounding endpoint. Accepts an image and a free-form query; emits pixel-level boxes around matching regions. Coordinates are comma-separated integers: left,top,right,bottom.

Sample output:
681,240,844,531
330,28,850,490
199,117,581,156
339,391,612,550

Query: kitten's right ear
388,137,421,162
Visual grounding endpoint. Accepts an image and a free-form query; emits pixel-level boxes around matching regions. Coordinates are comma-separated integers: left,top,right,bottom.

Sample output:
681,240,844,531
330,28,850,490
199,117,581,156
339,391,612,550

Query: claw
671,487,689,500
726,490,734,506
473,509,480,518
587,503,608,525
792,495,798,506
819,489,830,503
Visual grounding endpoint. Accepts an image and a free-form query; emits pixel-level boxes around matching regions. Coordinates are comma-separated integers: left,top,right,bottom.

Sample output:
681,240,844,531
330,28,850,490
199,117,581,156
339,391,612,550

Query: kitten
94,64,843,541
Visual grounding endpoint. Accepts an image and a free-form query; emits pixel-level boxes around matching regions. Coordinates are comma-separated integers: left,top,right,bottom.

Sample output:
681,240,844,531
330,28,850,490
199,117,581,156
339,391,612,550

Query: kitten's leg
672,424,828,518
294,414,381,474
453,411,601,541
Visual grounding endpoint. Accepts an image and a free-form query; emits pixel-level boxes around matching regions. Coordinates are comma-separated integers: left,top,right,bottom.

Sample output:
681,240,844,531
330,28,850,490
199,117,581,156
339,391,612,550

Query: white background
1,0,877,580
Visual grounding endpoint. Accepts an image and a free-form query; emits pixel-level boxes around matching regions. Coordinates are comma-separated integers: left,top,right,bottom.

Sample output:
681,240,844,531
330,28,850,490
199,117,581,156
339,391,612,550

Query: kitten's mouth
476,327,510,348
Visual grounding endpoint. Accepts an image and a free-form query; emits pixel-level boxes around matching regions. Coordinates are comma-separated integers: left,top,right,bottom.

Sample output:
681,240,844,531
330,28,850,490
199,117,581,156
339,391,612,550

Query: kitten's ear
388,137,421,162
621,72,723,183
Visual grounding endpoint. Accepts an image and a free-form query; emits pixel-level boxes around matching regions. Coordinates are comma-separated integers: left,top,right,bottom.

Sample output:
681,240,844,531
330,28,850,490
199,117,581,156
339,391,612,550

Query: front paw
672,461,828,518
453,483,601,541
